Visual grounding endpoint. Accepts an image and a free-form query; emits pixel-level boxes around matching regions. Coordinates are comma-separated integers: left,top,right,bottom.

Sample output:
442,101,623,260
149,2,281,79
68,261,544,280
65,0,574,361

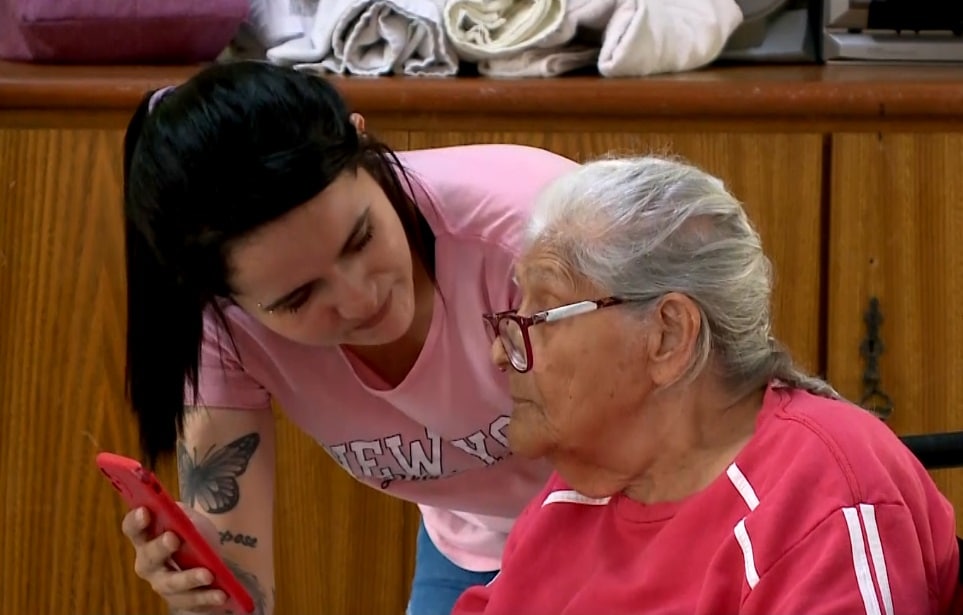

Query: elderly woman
454,156,959,615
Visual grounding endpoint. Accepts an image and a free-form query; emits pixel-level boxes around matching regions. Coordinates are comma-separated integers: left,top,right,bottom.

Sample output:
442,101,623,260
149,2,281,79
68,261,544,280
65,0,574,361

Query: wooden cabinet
1,63,962,615
0,128,156,615
827,133,963,528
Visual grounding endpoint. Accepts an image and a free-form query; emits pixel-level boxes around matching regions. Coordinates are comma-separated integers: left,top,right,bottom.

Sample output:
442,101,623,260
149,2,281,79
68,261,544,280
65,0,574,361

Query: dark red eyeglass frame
482,297,624,373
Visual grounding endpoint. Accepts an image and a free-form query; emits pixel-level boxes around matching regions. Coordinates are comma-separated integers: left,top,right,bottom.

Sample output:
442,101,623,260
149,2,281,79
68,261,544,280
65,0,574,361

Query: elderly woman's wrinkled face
494,246,657,464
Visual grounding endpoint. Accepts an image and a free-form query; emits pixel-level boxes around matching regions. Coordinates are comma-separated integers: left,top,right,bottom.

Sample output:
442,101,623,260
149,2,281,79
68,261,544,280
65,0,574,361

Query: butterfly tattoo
177,433,261,514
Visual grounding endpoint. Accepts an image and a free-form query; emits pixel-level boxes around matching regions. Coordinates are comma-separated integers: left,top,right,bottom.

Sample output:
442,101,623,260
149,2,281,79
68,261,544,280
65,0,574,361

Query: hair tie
148,86,176,114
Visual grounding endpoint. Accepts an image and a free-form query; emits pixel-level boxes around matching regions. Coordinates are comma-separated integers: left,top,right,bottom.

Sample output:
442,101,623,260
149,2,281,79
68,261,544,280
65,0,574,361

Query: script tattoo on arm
176,433,261,514
219,529,258,548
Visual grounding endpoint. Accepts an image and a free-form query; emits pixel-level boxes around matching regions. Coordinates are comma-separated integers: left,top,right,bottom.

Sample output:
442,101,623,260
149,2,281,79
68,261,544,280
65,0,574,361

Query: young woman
118,61,574,615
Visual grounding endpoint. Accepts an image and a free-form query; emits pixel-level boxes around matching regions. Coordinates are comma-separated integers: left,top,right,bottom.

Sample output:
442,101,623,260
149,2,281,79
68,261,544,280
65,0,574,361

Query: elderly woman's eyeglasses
483,297,623,373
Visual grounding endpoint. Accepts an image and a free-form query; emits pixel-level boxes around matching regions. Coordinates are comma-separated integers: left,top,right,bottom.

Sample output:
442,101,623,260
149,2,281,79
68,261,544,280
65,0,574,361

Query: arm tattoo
225,559,269,615
219,529,258,548
167,561,270,615
176,433,260,514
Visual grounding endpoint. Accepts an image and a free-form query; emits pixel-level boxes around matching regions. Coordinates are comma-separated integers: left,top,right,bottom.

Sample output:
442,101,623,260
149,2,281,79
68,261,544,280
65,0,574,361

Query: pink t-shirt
454,384,960,615
192,144,578,571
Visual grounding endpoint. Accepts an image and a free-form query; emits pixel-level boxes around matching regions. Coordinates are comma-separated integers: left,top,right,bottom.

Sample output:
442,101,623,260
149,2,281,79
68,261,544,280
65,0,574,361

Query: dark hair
123,61,435,467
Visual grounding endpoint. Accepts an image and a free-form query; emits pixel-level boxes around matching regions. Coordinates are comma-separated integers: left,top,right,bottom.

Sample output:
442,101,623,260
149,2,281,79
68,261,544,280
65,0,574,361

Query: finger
136,532,180,575
155,567,215,594
165,588,227,611
121,508,151,545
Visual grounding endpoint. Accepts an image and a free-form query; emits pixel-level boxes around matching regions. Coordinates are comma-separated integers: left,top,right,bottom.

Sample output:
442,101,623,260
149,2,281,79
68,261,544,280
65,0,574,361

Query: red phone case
96,452,256,614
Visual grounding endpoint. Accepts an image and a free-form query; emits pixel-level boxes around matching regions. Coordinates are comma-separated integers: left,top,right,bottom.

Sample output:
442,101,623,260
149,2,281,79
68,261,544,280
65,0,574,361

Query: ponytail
123,91,203,468
767,337,841,401
120,63,429,466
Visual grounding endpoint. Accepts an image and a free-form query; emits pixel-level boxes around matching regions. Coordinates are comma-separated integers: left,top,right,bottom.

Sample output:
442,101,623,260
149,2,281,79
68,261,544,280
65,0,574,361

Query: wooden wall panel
827,133,963,527
0,127,163,615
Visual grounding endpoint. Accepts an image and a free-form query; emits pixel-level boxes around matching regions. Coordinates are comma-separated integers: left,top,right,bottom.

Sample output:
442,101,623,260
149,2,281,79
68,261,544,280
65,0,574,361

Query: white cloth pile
443,0,745,77
243,0,744,78
250,0,457,76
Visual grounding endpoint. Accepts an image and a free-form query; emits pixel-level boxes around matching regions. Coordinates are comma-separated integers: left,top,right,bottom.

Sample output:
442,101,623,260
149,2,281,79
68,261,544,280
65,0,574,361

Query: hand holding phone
98,452,256,614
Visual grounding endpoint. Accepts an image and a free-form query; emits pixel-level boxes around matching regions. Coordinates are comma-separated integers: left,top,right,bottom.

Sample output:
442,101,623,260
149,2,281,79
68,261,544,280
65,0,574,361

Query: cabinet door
827,133,963,525
408,131,825,374
0,127,416,615
0,127,165,615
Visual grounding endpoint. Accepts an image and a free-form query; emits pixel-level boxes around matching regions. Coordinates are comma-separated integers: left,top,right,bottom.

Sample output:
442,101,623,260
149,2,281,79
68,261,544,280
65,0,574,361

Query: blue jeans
406,522,499,615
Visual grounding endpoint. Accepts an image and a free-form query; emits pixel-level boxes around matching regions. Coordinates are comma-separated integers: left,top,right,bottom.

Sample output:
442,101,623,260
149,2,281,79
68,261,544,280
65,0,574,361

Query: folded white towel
442,0,567,61
599,0,743,76
246,0,314,48
268,0,458,76
479,0,743,78
268,36,319,64
478,45,598,78
478,0,607,77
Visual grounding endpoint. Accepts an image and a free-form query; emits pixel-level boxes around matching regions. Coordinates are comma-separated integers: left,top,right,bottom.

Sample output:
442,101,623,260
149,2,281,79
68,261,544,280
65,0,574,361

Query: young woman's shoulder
399,144,578,249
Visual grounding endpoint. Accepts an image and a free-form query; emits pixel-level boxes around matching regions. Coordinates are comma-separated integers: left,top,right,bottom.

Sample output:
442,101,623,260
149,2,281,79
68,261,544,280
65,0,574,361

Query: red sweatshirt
453,384,959,615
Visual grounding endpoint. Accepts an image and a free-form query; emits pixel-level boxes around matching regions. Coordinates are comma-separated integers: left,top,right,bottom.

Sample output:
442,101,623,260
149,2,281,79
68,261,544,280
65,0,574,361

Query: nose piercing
257,302,275,315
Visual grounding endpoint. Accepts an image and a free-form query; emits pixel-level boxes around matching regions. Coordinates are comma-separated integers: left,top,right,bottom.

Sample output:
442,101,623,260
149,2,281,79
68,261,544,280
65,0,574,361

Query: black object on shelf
867,0,963,35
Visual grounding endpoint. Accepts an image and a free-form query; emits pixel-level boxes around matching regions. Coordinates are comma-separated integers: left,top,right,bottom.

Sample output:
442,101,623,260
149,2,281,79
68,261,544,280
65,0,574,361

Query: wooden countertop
1,61,962,120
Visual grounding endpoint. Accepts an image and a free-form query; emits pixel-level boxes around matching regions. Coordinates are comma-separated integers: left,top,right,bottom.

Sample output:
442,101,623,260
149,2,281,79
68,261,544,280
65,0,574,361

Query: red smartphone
96,451,256,614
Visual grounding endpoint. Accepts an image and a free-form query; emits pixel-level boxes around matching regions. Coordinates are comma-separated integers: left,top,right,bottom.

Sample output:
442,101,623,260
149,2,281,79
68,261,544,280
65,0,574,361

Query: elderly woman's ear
645,292,702,388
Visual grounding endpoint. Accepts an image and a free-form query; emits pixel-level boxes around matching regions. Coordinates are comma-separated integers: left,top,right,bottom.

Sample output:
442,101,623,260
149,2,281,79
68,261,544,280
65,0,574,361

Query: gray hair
527,155,838,399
